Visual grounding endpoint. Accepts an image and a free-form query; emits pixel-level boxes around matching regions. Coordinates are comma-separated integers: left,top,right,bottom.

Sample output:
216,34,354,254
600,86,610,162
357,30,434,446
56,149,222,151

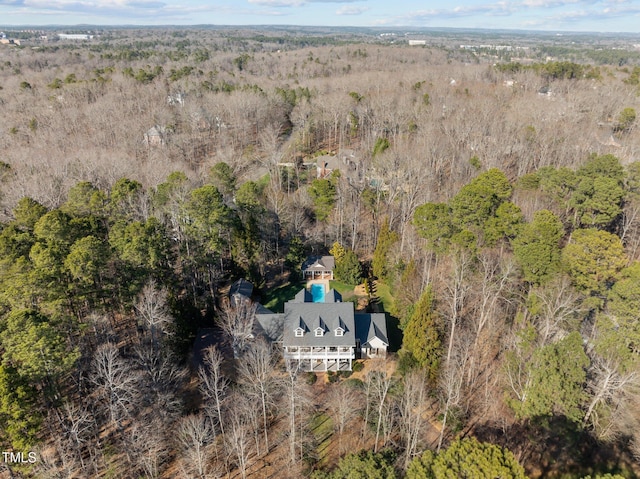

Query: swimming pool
310,284,325,303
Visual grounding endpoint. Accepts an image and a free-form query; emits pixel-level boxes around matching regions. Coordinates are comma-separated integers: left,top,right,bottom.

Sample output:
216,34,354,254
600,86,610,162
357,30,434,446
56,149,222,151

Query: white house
281,288,356,372
255,287,388,372
355,314,389,359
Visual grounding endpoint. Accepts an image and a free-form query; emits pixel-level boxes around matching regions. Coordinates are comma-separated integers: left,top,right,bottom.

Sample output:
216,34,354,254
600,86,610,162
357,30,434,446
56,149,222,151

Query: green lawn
310,412,334,466
329,280,358,300
262,281,305,312
262,279,366,312
329,279,396,314
371,281,403,352
373,281,395,314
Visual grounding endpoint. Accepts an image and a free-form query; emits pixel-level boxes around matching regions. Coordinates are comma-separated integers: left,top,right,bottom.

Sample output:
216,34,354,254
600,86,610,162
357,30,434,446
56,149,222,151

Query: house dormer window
335,327,344,337
315,328,324,337
294,328,304,337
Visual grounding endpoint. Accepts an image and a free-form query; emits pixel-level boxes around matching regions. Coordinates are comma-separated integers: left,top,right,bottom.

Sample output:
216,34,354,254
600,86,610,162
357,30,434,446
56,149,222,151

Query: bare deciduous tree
437,348,465,452
583,353,638,434
398,370,430,469
237,338,279,454
198,345,228,437
177,413,216,479
223,392,254,479
464,254,515,405
365,365,395,453
54,401,96,472
326,382,362,455
530,277,581,345
471,253,514,349
32,442,75,479
443,251,473,365
135,347,187,419
218,297,257,359
284,365,312,465
91,343,139,427
135,280,172,354
127,417,167,479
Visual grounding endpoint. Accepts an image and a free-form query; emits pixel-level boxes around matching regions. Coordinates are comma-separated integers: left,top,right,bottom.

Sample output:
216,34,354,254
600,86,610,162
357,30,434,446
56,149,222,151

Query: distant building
316,155,338,179
167,92,186,107
314,151,361,182
58,33,94,40
143,126,167,147
408,40,426,46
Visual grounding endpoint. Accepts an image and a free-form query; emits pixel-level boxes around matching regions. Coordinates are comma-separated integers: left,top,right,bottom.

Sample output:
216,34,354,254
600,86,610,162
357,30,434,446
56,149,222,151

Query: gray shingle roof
254,311,284,342
256,303,274,315
255,288,388,352
293,288,313,303
283,300,355,347
324,289,342,303
229,278,254,299
354,313,389,348
302,255,335,272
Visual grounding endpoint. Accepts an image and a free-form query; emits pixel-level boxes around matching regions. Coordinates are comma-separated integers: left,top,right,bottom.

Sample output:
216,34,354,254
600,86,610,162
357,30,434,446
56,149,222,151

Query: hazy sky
1,0,639,33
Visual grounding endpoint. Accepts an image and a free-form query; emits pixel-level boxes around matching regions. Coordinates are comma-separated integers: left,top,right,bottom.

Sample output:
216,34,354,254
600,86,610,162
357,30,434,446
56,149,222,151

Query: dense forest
0,26,640,478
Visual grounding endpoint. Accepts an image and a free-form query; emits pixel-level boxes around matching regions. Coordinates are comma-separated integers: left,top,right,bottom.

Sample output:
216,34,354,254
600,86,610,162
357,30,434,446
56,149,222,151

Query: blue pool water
311,284,325,303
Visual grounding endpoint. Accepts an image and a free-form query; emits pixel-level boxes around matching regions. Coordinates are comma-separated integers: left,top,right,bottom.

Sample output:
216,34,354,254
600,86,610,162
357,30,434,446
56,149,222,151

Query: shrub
614,107,636,133
345,378,364,388
327,371,339,383
306,372,318,385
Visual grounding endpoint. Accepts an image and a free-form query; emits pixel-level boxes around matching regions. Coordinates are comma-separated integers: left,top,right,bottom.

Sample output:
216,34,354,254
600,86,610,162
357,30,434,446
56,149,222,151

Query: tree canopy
401,286,442,382
562,229,627,296
406,437,527,479
312,450,397,479
512,210,564,285
508,331,589,424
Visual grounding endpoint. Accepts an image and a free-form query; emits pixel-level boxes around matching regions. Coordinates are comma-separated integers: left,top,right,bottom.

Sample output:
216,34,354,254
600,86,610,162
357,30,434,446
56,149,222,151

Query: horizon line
1,24,639,36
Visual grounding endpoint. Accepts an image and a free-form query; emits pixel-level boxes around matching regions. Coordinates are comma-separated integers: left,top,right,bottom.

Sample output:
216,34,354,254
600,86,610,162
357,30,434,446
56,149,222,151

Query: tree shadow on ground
366,280,402,353
384,313,402,353
473,417,638,478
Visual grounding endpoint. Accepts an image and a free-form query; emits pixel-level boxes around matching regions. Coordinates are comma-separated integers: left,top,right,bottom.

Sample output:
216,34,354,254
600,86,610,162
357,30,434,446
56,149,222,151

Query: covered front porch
293,358,352,372
303,270,333,280
360,347,387,359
